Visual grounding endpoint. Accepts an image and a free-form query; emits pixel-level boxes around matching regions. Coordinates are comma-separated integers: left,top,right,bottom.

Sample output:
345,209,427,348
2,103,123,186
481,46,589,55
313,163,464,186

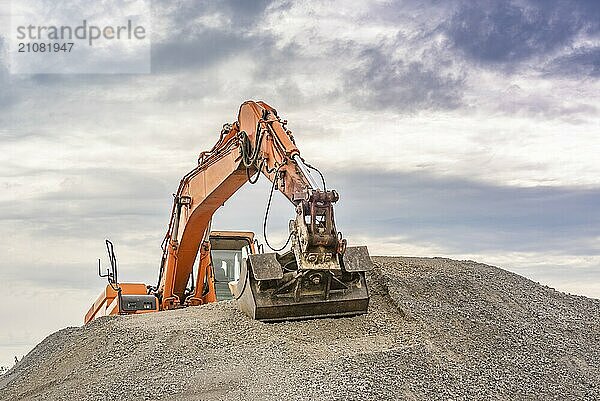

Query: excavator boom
84,101,373,323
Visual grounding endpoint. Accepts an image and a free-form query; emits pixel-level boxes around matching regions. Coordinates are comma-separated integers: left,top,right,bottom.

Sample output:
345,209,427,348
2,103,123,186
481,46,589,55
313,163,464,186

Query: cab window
209,235,251,300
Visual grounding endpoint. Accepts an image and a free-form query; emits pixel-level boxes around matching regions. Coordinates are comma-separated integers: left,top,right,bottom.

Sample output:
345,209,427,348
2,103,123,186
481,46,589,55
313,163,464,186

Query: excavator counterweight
84,101,373,324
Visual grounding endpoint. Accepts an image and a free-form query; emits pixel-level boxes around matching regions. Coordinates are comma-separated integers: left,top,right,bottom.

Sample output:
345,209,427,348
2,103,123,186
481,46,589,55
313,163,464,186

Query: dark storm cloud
331,170,600,255
151,0,469,112
544,46,600,77
161,0,273,29
151,30,256,72
447,2,573,63
151,0,278,73
343,37,466,112
444,0,600,71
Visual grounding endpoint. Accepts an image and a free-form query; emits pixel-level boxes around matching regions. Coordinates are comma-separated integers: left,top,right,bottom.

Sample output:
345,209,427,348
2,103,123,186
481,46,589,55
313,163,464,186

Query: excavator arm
85,101,372,323
157,101,305,307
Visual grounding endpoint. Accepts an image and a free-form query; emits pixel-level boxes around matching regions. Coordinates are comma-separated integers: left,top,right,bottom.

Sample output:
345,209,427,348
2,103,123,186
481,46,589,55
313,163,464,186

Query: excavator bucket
233,246,373,321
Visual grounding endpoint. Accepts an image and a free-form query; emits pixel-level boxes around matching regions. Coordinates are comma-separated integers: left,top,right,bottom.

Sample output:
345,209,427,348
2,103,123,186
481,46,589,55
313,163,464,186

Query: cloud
0,167,171,238
156,0,274,31
490,83,598,120
543,46,600,77
342,37,466,112
330,169,600,255
444,0,599,65
151,30,255,73
150,0,278,73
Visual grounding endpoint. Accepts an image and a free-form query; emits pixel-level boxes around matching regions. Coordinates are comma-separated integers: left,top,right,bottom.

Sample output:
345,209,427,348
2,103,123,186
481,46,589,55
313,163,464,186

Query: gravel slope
1,257,599,401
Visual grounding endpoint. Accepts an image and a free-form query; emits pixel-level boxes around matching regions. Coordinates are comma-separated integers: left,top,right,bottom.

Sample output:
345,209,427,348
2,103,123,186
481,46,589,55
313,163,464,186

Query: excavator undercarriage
84,101,373,324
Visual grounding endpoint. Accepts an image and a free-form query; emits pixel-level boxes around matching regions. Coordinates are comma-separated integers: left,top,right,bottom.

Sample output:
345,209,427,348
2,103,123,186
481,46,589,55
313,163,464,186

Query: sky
0,0,599,367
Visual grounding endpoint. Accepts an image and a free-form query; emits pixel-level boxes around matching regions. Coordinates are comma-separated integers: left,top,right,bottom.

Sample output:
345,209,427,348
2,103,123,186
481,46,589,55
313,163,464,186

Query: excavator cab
208,231,254,301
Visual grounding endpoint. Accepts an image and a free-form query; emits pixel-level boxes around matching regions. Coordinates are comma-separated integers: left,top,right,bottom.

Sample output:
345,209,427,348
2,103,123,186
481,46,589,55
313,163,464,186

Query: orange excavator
85,101,373,323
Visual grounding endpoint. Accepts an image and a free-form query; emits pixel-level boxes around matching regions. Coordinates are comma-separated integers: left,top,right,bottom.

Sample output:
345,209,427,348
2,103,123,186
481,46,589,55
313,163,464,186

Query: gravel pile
1,257,599,401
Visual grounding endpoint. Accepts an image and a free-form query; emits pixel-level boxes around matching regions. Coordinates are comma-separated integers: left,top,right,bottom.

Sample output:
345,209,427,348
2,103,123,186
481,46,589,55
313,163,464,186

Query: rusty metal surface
290,188,344,272
236,270,369,322
236,254,370,321
248,253,284,280
342,246,374,272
